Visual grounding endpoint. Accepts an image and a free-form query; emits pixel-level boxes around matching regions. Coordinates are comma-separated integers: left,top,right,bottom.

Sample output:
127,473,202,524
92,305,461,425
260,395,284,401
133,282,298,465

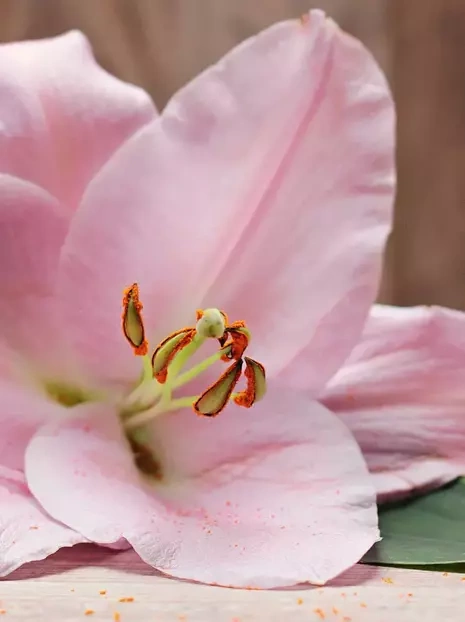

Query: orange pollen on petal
122,283,148,356
151,327,195,384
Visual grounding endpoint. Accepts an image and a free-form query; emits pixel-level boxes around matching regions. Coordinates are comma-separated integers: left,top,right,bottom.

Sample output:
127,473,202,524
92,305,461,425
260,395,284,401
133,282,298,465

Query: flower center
120,283,267,431
44,380,92,407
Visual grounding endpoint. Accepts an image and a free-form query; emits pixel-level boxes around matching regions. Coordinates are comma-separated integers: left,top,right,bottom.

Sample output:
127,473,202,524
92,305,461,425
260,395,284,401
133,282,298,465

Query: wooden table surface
0,545,463,621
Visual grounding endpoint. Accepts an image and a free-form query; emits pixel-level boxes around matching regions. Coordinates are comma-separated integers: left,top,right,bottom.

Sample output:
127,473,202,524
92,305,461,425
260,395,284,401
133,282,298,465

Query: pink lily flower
322,304,465,502
0,10,395,587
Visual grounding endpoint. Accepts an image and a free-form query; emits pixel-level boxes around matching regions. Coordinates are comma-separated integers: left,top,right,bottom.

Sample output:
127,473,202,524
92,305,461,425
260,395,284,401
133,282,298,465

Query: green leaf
362,479,465,568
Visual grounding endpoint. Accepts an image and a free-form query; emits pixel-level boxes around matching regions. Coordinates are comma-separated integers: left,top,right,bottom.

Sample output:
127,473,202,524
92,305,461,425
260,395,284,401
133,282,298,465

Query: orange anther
122,283,148,355
234,356,266,408
151,328,195,384
220,321,249,361
194,359,243,417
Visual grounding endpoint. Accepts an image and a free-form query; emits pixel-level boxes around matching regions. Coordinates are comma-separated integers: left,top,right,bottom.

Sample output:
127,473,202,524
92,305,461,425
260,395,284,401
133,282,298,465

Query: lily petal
0,31,155,214
0,378,87,576
321,304,465,501
204,10,395,393
0,175,74,376
0,476,87,577
25,388,378,588
0,378,66,473
56,10,394,387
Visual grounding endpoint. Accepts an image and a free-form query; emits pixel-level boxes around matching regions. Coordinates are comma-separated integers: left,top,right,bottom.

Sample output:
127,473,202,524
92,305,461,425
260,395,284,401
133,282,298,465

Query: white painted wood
0,545,463,621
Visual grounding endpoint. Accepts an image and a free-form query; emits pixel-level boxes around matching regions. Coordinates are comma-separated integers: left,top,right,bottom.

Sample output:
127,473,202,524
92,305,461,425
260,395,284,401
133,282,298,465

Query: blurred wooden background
1,0,464,309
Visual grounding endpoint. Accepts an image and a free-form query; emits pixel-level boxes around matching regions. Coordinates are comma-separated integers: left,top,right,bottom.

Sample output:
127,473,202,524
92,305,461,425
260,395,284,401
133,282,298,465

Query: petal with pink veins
56,10,394,387
321,304,465,501
0,476,88,577
0,31,156,214
25,388,378,588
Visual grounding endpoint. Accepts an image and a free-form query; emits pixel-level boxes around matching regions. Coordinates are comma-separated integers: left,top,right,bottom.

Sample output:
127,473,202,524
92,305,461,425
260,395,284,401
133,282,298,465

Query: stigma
121,284,266,427
195,308,226,338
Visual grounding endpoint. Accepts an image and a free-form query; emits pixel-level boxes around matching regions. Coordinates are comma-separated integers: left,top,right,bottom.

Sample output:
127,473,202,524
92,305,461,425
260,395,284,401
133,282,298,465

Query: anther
221,322,251,361
233,356,266,408
122,283,148,355
151,328,195,384
194,359,243,417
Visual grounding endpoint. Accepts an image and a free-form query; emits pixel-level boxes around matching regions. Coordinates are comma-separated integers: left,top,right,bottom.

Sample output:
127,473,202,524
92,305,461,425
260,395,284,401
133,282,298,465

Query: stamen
121,304,266,431
234,356,266,408
151,328,195,384
221,322,251,361
173,344,232,389
122,283,148,355
194,359,243,417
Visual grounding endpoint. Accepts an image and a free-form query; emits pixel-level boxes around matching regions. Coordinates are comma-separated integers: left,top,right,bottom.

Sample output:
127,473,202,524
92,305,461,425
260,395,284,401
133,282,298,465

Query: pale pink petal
0,376,87,575
0,476,87,577
0,31,155,214
0,342,23,384
321,304,465,500
203,13,395,394
25,388,378,588
0,175,77,375
56,10,394,387
0,379,66,473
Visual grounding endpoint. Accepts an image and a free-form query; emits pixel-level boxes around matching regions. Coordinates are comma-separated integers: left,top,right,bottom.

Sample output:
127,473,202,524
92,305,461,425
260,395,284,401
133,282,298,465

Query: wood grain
1,1,465,307
0,545,463,621
0,0,390,107
380,0,465,309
